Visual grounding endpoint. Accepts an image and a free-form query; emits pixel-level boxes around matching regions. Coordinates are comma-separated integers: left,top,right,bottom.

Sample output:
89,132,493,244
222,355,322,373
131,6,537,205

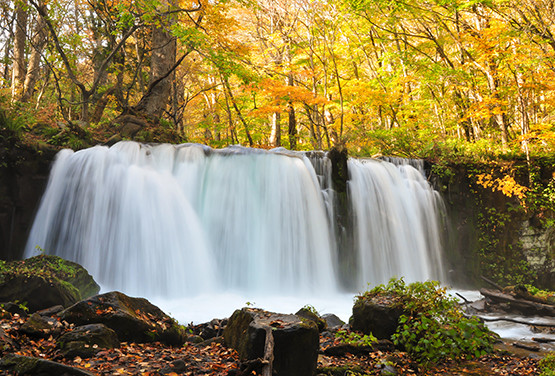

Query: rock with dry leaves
19,312,61,338
58,291,187,346
57,323,120,358
224,307,319,376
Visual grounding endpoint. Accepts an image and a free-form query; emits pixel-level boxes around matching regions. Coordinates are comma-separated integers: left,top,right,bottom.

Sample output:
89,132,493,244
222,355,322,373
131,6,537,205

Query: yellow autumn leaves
476,172,528,201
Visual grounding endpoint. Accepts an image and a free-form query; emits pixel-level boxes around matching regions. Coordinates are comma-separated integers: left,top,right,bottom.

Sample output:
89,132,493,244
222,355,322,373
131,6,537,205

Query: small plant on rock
335,329,377,347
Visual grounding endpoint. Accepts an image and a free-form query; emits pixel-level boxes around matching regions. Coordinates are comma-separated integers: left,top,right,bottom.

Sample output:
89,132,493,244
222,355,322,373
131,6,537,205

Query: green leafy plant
14,300,29,313
525,285,555,303
359,278,497,365
335,329,377,347
539,352,555,376
302,304,319,316
0,108,25,136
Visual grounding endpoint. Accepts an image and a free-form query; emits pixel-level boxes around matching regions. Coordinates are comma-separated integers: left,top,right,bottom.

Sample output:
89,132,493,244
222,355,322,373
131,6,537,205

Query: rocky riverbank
0,306,546,375
0,256,552,375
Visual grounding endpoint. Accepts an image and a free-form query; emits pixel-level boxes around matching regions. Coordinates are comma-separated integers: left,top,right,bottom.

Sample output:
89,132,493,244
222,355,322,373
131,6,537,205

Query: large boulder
57,324,120,359
59,291,186,346
350,295,406,340
224,308,319,376
0,255,100,312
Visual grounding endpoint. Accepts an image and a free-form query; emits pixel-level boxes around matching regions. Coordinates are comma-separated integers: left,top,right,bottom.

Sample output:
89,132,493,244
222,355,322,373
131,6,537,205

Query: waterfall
347,159,445,287
25,141,445,317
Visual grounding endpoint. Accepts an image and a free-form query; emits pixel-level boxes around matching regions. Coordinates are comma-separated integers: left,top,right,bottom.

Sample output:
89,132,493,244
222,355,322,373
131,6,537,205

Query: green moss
317,365,366,375
0,255,99,300
1,354,40,373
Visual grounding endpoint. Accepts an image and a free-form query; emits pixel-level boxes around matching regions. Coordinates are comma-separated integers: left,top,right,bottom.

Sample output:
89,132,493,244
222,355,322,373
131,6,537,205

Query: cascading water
25,141,446,322
347,159,445,287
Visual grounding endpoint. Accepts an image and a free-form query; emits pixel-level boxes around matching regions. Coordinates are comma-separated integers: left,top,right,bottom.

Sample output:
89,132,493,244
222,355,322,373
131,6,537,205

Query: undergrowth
358,278,497,366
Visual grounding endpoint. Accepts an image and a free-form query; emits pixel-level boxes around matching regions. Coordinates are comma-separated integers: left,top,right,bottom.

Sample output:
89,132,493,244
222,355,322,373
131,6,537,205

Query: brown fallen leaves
62,341,240,375
0,312,545,375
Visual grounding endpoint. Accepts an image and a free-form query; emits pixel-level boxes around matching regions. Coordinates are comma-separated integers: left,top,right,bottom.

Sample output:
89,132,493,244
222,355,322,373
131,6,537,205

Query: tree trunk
134,8,177,120
269,112,281,147
22,2,48,103
11,0,28,101
90,87,116,123
222,75,253,146
2,31,12,82
288,102,297,150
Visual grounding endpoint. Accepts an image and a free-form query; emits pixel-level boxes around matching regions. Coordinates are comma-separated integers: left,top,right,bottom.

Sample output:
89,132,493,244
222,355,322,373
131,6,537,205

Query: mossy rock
0,255,99,312
19,312,59,338
295,307,327,332
57,324,120,358
224,308,319,376
0,353,94,375
350,294,406,340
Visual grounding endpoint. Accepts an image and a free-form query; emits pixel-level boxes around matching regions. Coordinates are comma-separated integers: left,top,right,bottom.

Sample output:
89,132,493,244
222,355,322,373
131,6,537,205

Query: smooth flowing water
25,141,446,322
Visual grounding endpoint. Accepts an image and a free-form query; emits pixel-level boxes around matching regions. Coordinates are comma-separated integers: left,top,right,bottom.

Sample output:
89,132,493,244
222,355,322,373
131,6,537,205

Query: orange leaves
249,78,329,118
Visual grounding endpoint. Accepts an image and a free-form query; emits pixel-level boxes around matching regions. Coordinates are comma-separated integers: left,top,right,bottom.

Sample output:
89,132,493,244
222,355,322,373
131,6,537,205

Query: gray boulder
321,313,345,331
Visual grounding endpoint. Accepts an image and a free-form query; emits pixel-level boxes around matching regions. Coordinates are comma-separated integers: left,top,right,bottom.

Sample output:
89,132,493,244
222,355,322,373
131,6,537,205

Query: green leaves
335,329,377,347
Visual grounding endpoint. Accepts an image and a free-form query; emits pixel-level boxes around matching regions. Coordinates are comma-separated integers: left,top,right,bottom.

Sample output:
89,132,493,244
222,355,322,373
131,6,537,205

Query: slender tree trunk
3,33,12,82
209,78,220,141
11,0,28,101
22,3,48,103
222,75,253,146
269,112,281,147
288,102,297,150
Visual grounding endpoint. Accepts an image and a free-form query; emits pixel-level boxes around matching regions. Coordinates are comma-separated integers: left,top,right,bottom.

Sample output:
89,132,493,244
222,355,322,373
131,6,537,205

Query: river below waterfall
453,290,555,352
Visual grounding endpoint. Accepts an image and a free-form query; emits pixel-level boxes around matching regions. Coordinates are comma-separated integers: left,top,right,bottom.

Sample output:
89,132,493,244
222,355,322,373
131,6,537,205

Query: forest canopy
2,0,555,158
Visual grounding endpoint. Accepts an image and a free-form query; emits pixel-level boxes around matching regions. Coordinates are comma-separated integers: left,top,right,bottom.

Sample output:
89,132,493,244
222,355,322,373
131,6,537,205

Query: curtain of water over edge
24,141,446,321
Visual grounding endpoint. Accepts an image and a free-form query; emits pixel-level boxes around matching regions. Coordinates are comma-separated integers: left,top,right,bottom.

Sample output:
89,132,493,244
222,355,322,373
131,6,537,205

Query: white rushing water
25,141,446,323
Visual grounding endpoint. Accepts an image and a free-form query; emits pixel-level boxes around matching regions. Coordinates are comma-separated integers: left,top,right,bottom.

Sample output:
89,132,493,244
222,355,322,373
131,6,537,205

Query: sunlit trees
2,0,555,155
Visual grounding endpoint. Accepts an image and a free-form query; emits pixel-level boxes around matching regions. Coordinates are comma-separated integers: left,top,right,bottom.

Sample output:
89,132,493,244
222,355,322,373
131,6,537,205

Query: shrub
539,352,555,376
358,278,497,365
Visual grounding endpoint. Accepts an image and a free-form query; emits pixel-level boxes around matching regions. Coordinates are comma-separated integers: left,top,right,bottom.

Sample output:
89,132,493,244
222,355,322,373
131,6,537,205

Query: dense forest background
2,0,555,157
